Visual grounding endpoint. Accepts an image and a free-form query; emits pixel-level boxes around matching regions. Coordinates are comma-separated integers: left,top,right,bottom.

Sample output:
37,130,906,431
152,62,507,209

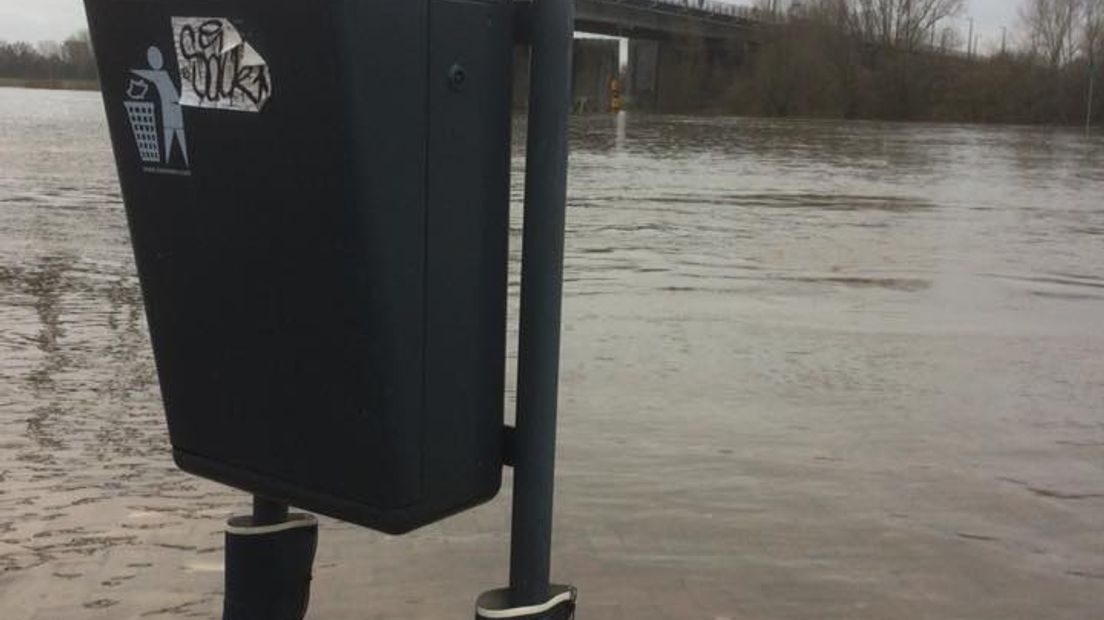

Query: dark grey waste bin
84,0,515,534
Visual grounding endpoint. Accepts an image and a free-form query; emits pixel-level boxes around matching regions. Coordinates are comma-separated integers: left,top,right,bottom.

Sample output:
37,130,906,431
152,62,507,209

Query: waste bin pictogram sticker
126,45,189,170
124,97,162,164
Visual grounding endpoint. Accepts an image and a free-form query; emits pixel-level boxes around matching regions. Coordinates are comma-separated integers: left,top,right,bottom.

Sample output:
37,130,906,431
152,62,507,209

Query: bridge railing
596,0,782,23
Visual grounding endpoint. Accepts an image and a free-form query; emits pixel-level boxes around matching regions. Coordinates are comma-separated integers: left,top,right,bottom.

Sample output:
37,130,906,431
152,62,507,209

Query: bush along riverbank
0,77,99,91
713,1,1103,126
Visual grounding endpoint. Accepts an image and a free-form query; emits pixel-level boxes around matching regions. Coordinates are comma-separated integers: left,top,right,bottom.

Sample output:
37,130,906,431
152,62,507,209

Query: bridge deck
576,0,774,39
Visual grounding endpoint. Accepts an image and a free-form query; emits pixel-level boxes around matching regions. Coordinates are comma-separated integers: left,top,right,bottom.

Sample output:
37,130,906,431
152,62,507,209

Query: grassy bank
0,77,99,91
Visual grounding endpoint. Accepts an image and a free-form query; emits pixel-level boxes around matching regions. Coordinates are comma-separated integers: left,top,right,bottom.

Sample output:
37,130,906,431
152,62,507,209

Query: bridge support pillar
628,36,748,113
627,39,659,111
572,39,619,113
515,38,620,113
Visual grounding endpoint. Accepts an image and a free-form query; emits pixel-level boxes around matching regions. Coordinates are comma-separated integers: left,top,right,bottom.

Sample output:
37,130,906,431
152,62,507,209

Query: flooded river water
1,86,1102,619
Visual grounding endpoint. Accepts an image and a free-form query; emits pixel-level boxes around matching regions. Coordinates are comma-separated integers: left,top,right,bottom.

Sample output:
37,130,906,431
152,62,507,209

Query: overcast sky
0,0,1020,50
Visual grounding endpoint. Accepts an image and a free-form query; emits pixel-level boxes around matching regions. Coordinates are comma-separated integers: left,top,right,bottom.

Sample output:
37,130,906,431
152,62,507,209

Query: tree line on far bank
725,0,1103,124
0,31,97,85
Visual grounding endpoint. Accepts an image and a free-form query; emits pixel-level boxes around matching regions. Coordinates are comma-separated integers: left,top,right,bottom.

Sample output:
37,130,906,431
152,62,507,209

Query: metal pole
509,0,573,611
1089,69,1096,136
967,17,974,58
252,495,288,526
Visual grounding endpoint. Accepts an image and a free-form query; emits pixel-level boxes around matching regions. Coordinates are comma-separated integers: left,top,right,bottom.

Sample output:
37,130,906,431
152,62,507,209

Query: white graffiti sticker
172,17,272,112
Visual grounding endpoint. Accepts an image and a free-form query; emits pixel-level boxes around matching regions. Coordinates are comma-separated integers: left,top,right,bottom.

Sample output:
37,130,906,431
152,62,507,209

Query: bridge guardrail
593,0,782,23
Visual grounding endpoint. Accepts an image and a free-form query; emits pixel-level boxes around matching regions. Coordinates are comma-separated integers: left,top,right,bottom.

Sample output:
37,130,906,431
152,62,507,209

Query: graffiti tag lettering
172,17,272,112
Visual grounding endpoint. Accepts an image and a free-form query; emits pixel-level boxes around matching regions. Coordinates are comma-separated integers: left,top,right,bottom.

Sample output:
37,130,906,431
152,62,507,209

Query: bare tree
61,30,96,79
36,41,61,59
843,0,964,50
1085,0,1104,65
938,24,962,51
1021,0,1082,67
753,0,788,18
804,0,852,27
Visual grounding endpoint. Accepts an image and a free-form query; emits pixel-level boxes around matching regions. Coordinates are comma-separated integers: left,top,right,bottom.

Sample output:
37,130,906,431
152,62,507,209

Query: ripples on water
1,87,1102,619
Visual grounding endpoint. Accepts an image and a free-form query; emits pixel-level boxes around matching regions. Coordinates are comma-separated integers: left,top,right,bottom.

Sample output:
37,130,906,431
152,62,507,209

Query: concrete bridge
550,0,775,112
576,0,766,40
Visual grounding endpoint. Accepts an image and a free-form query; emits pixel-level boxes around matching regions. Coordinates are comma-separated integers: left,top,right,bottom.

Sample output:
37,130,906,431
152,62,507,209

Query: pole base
222,513,318,620
475,585,577,620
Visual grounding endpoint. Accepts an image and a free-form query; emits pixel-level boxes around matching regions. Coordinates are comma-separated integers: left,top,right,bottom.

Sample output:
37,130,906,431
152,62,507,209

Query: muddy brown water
1,87,1102,619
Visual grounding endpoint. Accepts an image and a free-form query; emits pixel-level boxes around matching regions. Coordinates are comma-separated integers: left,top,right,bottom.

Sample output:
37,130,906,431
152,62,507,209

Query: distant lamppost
967,17,974,57
1089,62,1097,135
